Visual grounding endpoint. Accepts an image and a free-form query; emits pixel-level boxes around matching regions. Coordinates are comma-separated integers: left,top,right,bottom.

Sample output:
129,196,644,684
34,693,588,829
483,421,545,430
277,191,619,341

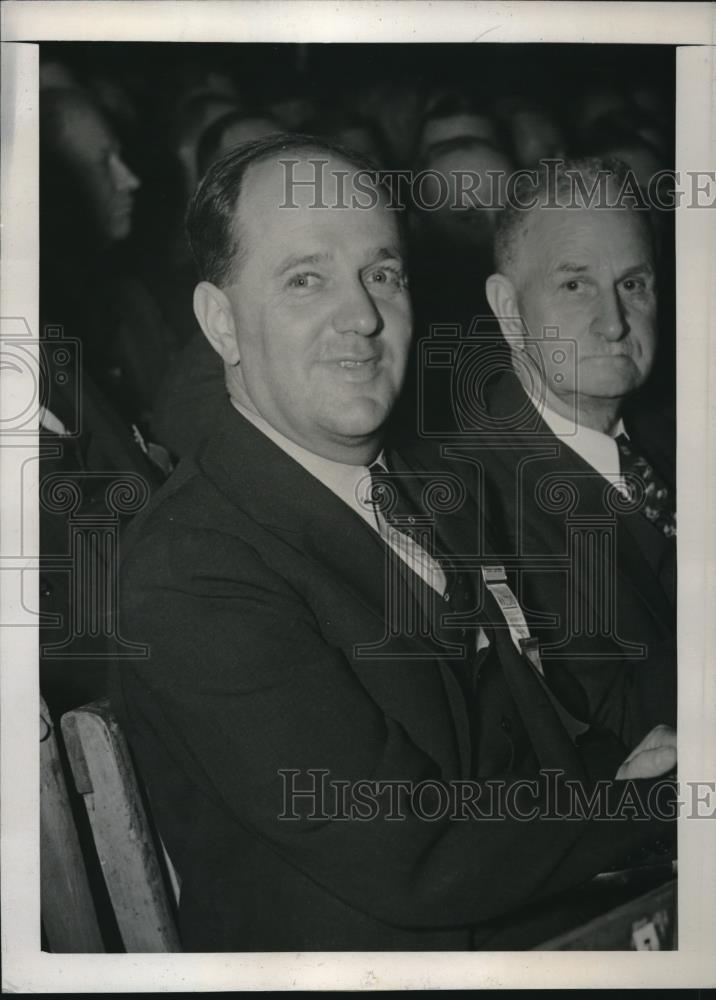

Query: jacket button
40,577,52,598
500,716,512,733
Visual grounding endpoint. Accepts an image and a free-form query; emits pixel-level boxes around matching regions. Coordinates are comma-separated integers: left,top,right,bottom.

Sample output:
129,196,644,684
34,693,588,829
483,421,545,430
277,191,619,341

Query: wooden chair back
40,696,104,952
60,699,181,952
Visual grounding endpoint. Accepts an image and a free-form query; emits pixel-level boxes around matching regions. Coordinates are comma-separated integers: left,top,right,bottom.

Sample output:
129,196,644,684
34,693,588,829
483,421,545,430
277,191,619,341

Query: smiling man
478,157,676,743
190,145,411,464
113,140,676,952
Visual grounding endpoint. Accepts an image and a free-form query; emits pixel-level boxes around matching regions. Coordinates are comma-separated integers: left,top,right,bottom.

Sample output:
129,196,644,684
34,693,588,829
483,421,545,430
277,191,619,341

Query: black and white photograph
1,1,714,992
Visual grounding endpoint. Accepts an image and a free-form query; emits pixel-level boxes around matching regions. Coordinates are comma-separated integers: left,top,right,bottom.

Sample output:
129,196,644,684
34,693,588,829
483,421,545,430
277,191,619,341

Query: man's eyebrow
275,252,331,277
368,245,405,265
275,246,404,277
552,262,590,274
619,262,655,278
551,261,656,278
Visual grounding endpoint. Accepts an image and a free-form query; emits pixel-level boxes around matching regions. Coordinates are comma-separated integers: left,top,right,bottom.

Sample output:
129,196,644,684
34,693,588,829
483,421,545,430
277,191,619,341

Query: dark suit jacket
112,402,674,951
454,372,676,747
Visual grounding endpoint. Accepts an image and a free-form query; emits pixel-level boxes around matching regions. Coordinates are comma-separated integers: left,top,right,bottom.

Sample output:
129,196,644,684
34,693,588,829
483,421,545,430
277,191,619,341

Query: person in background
170,92,241,206
412,136,513,259
578,111,667,193
350,75,426,164
41,86,178,426
416,96,501,159
403,137,515,437
196,110,281,177
492,96,566,168
571,84,631,147
304,107,391,166
39,86,172,713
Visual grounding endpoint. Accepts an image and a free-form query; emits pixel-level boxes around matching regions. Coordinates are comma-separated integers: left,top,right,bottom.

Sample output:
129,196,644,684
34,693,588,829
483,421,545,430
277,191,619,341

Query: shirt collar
231,399,382,525
526,389,628,481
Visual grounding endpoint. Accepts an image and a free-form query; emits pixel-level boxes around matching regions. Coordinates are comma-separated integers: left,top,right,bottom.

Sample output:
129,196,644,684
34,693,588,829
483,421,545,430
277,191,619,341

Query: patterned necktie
367,461,489,681
615,433,676,539
367,461,448,595
367,462,478,619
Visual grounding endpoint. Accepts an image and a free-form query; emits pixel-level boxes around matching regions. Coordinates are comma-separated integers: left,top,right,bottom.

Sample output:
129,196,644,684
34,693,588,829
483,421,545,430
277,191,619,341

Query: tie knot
367,462,422,527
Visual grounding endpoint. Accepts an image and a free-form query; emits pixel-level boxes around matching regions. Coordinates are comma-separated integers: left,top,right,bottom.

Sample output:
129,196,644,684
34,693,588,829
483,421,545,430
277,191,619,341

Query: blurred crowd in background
39,42,675,445
38,42,676,713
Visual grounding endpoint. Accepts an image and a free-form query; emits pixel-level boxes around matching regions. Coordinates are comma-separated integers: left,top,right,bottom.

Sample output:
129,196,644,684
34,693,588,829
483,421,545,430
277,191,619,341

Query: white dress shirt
528,392,630,495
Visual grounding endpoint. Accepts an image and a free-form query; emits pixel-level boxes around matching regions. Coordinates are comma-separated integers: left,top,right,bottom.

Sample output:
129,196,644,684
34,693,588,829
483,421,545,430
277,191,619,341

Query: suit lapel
198,404,474,774
487,374,674,627
198,404,416,643
539,438,674,625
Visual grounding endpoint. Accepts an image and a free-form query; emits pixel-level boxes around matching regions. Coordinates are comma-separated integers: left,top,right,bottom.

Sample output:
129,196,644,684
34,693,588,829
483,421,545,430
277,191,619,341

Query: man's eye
366,266,407,289
563,279,584,292
287,273,320,290
622,278,647,292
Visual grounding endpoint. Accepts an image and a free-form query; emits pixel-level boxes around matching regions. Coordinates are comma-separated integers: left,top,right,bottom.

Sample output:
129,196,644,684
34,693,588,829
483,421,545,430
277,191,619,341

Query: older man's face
512,206,657,402
224,154,412,458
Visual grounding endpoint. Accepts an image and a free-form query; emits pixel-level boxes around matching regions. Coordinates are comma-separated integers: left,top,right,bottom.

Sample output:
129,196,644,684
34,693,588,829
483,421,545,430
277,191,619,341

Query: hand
616,724,677,780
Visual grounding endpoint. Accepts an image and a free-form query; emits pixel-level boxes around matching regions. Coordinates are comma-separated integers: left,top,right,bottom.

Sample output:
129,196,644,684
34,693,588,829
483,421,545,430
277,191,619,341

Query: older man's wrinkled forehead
511,198,655,287
231,150,399,272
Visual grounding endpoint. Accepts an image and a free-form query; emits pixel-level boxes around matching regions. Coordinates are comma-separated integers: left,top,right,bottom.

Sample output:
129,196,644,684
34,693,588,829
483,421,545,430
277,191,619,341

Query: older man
113,138,675,953
474,157,675,745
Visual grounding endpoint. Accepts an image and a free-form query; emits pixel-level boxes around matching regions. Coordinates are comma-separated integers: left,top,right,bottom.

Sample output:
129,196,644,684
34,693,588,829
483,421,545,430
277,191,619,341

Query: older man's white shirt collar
527,390,628,486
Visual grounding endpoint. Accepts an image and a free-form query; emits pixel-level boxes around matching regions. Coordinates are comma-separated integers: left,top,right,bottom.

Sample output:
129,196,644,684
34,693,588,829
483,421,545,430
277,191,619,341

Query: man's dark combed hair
493,156,655,276
185,131,384,288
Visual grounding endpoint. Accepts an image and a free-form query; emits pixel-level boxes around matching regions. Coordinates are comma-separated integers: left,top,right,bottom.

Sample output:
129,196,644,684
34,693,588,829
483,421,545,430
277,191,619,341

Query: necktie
368,462,488,712
369,467,587,746
615,434,676,539
367,461,448,597
367,463,480,642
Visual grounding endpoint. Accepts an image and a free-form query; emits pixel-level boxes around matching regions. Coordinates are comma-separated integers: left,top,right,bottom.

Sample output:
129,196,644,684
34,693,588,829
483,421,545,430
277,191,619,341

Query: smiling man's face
511,205,658,404
222,153,412,461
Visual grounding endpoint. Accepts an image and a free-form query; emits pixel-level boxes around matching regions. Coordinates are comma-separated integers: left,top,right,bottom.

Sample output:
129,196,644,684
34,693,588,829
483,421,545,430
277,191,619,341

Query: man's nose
593,287,629,340
111,153,141,193
332,280,382,336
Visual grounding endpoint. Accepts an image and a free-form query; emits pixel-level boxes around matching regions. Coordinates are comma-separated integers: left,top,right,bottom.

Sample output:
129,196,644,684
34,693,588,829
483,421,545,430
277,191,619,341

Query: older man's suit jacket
456,372,676,749
111,401,674,952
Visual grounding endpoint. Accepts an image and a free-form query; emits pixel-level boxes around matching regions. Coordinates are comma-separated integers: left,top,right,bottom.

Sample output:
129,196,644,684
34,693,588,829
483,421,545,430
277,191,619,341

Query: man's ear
193,281,240,366
485,272,527,350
